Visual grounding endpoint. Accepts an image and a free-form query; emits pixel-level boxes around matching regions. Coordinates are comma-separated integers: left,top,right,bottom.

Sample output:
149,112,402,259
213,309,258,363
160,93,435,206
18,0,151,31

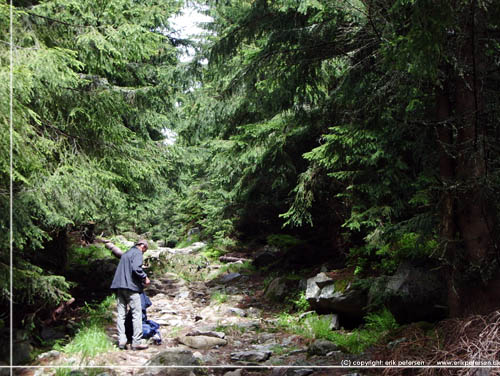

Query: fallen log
43,297,76,324
219,256,249,263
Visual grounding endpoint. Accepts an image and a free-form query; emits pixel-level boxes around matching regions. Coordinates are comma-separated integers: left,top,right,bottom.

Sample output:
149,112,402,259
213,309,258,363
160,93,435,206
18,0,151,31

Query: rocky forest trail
27,240,365,376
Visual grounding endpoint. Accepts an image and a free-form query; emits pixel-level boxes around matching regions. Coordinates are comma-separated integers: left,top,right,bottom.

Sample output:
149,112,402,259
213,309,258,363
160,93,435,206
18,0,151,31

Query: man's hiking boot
118,343,128,350
131,343,149,351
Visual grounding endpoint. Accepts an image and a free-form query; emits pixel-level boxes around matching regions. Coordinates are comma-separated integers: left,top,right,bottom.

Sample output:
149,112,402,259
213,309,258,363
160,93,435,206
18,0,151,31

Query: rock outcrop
305,272,367,319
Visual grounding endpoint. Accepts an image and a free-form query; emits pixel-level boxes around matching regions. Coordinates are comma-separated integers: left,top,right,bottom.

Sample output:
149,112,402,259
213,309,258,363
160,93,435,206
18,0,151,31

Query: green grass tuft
54,325,114,358
211,291,229,304
53,294,116,359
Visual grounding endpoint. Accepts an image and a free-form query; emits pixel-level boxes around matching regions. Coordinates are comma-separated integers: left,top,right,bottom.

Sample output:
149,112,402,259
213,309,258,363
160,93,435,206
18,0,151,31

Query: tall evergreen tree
0,0,182,325
189,0,500,315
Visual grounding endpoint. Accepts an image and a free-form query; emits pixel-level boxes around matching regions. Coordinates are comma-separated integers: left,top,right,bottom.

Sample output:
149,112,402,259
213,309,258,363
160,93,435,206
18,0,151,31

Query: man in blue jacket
110,239,150,350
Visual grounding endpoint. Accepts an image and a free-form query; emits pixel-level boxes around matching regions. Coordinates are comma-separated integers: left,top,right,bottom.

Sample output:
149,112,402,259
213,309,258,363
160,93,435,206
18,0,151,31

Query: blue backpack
125,293,162,344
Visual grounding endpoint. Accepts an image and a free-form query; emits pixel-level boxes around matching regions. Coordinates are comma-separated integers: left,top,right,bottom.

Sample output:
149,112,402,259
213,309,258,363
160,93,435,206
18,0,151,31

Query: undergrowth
54,295,115,358
277,308,398,354
67,245,113,267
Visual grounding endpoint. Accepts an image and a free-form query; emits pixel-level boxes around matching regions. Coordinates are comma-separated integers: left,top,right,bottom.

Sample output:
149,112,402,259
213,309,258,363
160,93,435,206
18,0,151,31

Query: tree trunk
436,80,459,316
440,0,497,316
454,0,492,266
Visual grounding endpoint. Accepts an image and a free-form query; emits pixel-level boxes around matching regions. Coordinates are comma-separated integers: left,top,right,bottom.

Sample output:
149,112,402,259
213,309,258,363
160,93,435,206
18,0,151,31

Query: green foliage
79,295,115,327
12,260,73,308
154,253,212,282
176,234,201,249
277,308,398,354
201,247,225,261
54,324,114,358
266,234,302,249
1,0,183,321
218,260,255,275
349,232,438,275
53,294,115,359
329,309,399,354
290,291,310,313
211,291,229,304
68,245,112,267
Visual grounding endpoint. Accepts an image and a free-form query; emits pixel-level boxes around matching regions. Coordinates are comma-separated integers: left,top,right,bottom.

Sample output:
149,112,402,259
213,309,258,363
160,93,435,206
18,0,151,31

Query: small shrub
202,247,225,260
80,294,115,327
289,291,310,313
304,315,332,339
329,308,399,354
211,291,229,304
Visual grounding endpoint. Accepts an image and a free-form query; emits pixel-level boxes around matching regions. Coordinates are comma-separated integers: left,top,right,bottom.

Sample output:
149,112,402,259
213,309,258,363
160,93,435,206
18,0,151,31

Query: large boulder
178,335,227,349
264,277,300,302
252,246,282,268
380,261,448,323
307,339,339,356
305,272,367,319
138,348,200,376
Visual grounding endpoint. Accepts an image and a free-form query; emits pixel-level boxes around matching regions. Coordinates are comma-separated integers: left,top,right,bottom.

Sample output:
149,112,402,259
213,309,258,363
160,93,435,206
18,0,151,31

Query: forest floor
17,241,398,376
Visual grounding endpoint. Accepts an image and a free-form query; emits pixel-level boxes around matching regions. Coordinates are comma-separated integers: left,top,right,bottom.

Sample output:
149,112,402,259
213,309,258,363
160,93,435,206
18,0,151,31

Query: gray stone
235,320,260,330
227,307,247,317
178,335,228,349
223,370,243,376
382,261,447,323
281,335,299,346
41,326,66,341
145,348,200,366
186,330,225,339
315,272,335,289
36,350,61,361
69,371,86,376
12,341,32,365
321,313,340,330
306,273,367,317
288,349,307,355
307,339,339,356
230,350,271,362
264,277,300,302
252,343,276,352
139,348,200,376
220,273,242,284
253,245,281,267
247,307,262,317
258,333,276,343
264,277,288,301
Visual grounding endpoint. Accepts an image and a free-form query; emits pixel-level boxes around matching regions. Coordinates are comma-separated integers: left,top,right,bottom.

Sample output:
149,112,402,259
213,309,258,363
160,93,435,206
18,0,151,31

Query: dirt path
25,243,361,376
